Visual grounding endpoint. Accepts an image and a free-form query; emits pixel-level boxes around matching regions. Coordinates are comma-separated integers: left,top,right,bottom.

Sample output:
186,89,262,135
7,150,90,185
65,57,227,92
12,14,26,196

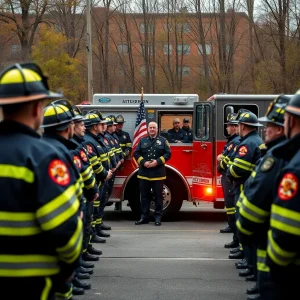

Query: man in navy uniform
134,122,171,226
181,117,193,143
167,118,188,143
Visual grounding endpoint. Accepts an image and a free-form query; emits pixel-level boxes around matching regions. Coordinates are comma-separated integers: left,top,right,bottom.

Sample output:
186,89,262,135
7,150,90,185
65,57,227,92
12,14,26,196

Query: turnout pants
94,183,105,234
139,179,163,221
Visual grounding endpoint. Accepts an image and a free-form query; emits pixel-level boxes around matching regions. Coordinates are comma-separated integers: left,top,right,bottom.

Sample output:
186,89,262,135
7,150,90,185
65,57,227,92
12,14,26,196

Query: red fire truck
79,93,286,217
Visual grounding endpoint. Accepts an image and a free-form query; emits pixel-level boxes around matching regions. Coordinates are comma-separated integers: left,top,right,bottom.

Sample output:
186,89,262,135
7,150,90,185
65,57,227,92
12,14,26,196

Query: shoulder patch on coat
260,157,275,172
86,144,93,154
48,159,70,186
238,146,248,157
278,173,298,200
80,150,88,162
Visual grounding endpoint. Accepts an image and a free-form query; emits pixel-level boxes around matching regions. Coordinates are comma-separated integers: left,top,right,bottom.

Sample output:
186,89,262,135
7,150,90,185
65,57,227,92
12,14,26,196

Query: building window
11,44,21,55
177,44,190,55
163,23,173,32
197,44,212,55
163,44,172,55
176,23,190,33
118,44,129,54
141,44,154,56
140,23,154,33
178,66,190,76
140,66,146,76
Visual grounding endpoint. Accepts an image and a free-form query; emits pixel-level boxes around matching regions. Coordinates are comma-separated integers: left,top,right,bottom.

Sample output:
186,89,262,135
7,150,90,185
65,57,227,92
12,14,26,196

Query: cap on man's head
173,118,180,124
183,118,190,123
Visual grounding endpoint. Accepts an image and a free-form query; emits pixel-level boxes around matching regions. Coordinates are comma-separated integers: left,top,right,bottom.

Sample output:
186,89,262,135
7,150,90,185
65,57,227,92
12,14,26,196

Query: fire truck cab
79,93,288,217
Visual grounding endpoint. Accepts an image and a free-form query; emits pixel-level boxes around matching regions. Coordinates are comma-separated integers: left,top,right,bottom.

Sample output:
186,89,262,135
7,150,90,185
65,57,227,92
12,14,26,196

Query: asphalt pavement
75,202,250,300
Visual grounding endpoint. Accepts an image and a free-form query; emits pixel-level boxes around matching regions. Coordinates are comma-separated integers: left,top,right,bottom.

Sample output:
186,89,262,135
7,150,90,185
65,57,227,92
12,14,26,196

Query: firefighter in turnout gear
236,96,289,300
217,113,240,237
226,110,264,264
265,91,300,299
115,114,132,158
84,112,113,243
0,62,83,300
42,99,90,297
134,122,172,226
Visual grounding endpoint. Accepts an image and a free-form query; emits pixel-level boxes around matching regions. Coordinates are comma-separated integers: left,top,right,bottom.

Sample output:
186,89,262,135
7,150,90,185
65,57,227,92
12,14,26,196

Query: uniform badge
73,156,82,169
238,146,248,156
260,157,275,172
114,139,118,144
234,146,237,152
156,140,161,145
278,173,298,200
227,144,233,151
104,138,109,145
80,150,88,162
87,144,93,154
48,159,70,186
123,135,126,139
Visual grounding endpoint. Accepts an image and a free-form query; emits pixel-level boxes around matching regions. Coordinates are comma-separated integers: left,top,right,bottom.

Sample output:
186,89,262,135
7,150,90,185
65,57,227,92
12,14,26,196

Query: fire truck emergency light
205,187,213,195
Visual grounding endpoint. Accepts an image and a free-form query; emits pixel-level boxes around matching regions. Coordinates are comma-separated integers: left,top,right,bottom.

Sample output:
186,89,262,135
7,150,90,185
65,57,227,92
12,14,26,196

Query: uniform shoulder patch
80,150,88,162
278,172,299,200
104,138,109,145
227,144,233,151
86,144,93,154
73,155,82,169
48,159,70,186
123,135,126,139
260,157,275,172
156,140,162,145
238,145,248,156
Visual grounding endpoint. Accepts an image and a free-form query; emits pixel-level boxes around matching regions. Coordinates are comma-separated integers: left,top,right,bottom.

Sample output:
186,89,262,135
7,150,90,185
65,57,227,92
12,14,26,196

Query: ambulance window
223,104,258,137
195,104,210,140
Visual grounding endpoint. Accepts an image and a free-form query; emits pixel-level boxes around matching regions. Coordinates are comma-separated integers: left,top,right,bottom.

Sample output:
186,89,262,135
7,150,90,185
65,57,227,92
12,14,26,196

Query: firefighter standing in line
226,110,264,268
217,113,240,237
115,114,132,158
181,117,193,143
236,96,289,300
84,112,113,243
42,100,91,297
134,121,172,226
265,92,300,300
71,107,103,263
0,62,83,300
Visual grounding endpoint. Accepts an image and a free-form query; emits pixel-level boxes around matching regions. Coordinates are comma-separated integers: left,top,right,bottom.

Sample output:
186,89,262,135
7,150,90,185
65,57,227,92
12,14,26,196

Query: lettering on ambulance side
193,176,212,185
122,100,149,104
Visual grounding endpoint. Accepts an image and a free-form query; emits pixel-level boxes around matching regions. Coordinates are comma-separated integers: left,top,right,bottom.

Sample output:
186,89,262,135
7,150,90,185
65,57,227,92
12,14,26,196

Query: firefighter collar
260,157,275,172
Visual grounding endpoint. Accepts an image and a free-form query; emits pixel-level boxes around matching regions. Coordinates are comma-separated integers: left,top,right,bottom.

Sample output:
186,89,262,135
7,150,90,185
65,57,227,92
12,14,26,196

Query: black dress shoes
220,225,234,233
247,294,261,300
135,219,149,225
72,286,85,295
97,230,110,238
81,261,95,269
224,241,239,248
247,283,259,295
87,245,103,256
230,247,241,254
91,235,106,243
239,268,254,277
72,277,91,290
245,275,256,282
101,223,111,230
155,220,161,226
76,273,90,280
229,251,244,259
236,259,248,269
82,252,99,262
78,266,94,275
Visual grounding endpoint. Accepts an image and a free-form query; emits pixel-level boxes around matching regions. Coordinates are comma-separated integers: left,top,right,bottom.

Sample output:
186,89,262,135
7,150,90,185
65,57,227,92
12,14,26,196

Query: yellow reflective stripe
126,143,132,147
267,230,296,266
239,191,269,223
236,219,253,235
232,160,253,172
229,165,241,178
41,277,52,300
257,249,270,272
56,217,83,264
226,207,235,212
89,156,98,163
55,286,72,299
0,164,34,183
137,175,166,181
37,184,80,231
94,164,104,174
271,204,300,235
0,255,59,277
0,211,41,236
160,156,165,164
101,157,109,162
251,171,256,178
235,158,255,168
81,165,93,178
120,143,126,147
85,177,96,190
137,157,143,164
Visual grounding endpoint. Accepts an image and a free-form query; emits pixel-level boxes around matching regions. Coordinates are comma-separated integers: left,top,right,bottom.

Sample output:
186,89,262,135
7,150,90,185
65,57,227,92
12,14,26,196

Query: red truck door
192,102,216,202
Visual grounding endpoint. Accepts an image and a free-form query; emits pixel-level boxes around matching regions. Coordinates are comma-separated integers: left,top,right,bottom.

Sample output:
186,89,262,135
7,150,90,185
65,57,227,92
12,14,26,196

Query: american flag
131,100,148,168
